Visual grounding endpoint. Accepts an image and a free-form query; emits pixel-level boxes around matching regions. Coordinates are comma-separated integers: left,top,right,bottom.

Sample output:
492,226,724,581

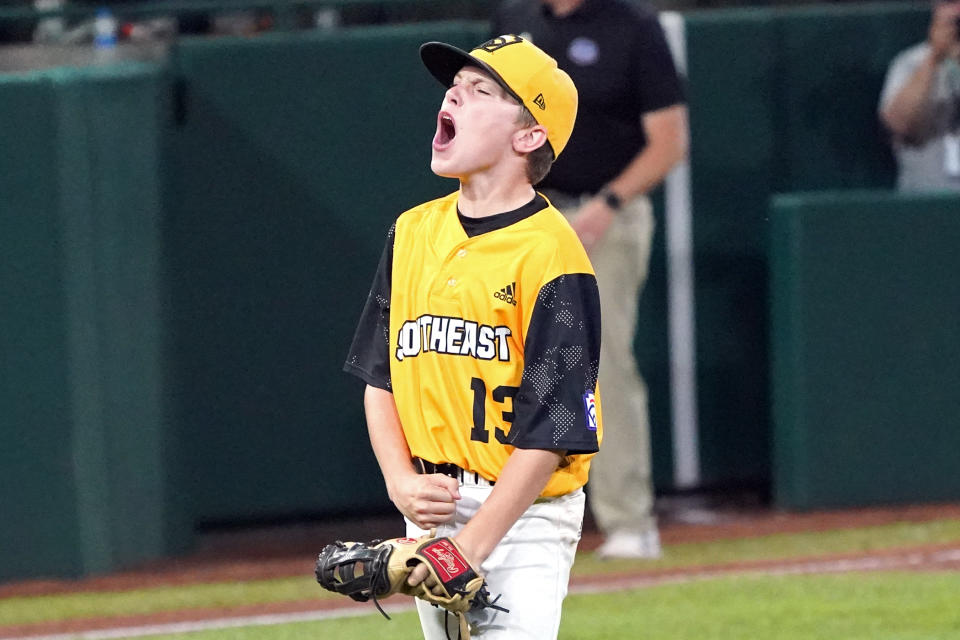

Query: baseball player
343,35,603,639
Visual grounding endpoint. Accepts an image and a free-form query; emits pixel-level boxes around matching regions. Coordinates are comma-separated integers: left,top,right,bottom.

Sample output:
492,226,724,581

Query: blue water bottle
93,7,118,49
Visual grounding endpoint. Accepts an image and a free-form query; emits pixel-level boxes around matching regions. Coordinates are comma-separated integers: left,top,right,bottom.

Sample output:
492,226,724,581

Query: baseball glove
315,534,507,625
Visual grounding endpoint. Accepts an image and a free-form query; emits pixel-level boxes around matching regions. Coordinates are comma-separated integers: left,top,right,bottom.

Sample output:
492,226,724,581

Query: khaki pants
546,190,657,535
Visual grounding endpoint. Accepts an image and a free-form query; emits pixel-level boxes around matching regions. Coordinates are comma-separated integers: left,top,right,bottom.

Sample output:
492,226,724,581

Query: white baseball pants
406,481,585,639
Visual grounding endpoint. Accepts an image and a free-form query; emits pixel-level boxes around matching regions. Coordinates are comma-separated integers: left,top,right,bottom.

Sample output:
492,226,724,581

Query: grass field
108,572,960,640
2,516,960,638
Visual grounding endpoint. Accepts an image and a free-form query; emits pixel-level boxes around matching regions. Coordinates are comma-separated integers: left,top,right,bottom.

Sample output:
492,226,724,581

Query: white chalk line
8,548,960,640
0,604,416,640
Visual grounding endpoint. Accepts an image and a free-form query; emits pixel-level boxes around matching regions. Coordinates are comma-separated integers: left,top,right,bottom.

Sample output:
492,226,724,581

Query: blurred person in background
880,0,960,191
492,0,688,560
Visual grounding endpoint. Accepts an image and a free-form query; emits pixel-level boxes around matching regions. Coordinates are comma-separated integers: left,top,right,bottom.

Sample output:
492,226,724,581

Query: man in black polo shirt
492,0,688,559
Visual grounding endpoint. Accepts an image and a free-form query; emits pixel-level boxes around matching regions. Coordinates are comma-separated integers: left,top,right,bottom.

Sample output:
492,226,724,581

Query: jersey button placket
446,246,468,289
435,245,467,299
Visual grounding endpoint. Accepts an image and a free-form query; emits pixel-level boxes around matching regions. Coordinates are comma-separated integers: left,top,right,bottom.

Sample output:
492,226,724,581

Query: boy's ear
513,124,549,154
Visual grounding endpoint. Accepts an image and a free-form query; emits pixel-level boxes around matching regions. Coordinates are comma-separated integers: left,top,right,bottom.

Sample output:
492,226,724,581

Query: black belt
413,457,495,486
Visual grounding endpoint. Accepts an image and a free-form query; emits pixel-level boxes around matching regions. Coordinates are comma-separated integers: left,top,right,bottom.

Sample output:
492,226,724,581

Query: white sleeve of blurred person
31,0,103,47
880,0,960,144
570,103,689,254
32,0,68,43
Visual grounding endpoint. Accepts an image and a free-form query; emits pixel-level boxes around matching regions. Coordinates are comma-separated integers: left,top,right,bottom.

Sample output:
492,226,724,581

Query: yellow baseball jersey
345,192,602,497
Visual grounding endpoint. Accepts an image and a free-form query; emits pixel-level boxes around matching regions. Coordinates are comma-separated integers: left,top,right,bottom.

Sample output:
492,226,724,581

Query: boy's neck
458,176,537,219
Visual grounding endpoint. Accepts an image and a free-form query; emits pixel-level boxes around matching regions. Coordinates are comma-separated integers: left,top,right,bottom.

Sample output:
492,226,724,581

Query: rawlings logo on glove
315,534,507,638
424,541,466,576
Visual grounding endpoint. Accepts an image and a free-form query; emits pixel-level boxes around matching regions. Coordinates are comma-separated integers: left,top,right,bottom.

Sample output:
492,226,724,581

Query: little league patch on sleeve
583,391,598,431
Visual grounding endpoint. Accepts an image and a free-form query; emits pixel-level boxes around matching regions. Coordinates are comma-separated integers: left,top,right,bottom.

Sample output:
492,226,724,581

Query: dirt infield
3,502,960,639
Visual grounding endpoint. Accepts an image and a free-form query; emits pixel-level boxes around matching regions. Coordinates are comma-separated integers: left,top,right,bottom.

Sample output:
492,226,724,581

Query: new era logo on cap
420,35,578,157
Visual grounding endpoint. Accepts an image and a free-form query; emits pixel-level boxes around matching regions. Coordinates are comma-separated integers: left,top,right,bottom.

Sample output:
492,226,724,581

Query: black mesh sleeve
342,224,394,391
507,273,601,454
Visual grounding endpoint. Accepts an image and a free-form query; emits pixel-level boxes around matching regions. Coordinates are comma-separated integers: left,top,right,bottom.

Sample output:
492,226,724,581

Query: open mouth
433,112,456,150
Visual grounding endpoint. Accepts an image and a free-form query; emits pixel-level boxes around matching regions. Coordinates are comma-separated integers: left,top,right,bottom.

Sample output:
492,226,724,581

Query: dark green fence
662,1,929,490
0,63,188,580
770,191,960,509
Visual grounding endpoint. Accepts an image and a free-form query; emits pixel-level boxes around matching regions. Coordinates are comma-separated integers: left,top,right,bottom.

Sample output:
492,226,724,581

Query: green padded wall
770,191,960,509
680,2,928,490
777,3,930,190
0,72,80,580
0,63,188,581
683,8,782,489
165,22,489,523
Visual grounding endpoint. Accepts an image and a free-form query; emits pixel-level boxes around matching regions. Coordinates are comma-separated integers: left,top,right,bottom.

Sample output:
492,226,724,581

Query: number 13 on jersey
469,377,518,444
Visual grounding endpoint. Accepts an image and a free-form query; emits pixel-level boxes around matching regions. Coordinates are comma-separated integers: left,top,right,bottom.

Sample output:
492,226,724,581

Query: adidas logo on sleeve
494,282,518,306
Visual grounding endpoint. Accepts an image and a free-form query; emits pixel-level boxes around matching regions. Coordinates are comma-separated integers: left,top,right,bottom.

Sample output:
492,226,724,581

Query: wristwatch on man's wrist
598,186,623,212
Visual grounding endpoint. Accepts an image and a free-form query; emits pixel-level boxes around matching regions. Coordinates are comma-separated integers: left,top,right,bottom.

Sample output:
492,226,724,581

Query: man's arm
609,103,690,201
882,53,943,141
881,2,960,141
571,103,689,252
364,385,460,529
